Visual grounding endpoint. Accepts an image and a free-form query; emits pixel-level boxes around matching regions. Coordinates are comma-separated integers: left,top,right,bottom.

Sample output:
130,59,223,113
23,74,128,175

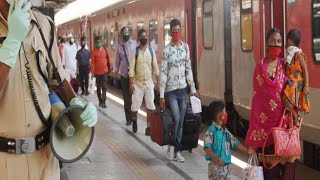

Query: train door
262,0,286,57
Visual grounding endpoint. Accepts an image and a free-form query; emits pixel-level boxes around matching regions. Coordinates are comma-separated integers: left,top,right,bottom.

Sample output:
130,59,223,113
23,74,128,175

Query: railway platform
60,85,320,180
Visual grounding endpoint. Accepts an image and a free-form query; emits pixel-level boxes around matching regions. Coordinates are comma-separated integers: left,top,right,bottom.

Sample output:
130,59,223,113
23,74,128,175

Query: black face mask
123,34,130,42
140,37,148,46
81,44,86,49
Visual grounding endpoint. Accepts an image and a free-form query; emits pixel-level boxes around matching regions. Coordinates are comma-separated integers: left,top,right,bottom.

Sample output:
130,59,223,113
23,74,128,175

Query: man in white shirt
62,33,78,81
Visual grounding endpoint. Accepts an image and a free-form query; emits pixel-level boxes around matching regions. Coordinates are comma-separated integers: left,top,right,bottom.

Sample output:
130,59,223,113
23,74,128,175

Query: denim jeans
165,88,187,153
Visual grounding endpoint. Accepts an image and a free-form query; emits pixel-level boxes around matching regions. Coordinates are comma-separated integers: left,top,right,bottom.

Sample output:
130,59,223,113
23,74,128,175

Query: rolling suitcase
181,106,201,150
150,109,175,146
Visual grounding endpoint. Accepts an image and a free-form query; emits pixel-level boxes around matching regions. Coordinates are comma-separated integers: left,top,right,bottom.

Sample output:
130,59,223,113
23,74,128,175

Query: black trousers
96,73,108,103
120,76,132,123
79,68,90,93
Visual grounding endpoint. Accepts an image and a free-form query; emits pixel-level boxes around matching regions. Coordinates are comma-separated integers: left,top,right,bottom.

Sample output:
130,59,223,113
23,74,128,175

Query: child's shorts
208,162,231,180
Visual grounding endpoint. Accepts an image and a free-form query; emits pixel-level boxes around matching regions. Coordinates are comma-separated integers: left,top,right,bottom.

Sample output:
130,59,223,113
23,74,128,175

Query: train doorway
262,0,286,57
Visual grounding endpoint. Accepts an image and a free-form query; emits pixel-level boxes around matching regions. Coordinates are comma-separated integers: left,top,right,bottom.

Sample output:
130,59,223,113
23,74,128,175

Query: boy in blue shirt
204,101,254,179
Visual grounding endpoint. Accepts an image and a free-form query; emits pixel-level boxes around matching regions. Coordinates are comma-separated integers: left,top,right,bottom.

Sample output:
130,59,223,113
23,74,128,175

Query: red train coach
57,0,320,170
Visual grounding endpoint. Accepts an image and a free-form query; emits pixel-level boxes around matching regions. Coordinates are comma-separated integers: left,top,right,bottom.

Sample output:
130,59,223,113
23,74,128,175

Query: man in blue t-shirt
76,36,91,95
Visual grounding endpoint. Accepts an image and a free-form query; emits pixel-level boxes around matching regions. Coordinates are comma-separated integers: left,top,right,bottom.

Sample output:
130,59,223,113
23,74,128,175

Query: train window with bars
137,22,144,37
164,18,174,46
110,28,116,49
240,0,253,51
203,0,214,49
312,0,320,62
104,28,108,48
149,20,158,52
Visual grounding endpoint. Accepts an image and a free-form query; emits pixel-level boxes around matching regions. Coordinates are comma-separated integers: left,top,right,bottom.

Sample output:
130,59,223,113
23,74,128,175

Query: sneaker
125,120,132,126
175,152,185,163
101,102,107,108
167,146,175,160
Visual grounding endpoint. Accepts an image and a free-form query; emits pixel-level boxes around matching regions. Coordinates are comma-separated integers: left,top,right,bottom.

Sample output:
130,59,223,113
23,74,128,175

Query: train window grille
312,0,320,63
164,18,174,46
127,24,134,38
110,28,116,49
240,0,253,52
104,28,109,48
149,20,158,52
117,24,122,46
202,0,214,49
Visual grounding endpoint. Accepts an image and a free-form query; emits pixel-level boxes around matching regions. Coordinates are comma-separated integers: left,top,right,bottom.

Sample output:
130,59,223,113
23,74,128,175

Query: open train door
262,0,286,57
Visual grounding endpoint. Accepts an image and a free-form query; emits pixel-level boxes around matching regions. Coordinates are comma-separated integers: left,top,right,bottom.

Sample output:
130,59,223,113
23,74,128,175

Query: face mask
123,34,130,42
172,32,181,42
268,46,282,60
140,37,148,46
220,112,228,125
96,42,102,48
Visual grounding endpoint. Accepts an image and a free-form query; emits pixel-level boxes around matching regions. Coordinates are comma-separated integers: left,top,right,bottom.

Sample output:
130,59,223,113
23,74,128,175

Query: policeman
0,0,97,179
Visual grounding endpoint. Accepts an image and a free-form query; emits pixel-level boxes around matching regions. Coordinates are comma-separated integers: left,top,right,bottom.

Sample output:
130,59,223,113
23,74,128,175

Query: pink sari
245,57,288,147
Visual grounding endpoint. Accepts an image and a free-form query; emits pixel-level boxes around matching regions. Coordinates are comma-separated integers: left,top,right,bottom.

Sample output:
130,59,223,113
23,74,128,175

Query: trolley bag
181,106,201,150
150,109,175,146
70,78,80,93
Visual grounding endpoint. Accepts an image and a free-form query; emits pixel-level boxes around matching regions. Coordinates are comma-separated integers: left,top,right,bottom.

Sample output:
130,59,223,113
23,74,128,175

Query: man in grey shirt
114,26,137,126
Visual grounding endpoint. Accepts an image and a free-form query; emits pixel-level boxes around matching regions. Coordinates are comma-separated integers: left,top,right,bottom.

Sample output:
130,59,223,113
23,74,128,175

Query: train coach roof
55,0,138,26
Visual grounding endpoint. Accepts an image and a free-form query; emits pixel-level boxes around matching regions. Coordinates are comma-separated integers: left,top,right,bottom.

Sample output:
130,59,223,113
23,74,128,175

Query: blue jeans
165,88,187,153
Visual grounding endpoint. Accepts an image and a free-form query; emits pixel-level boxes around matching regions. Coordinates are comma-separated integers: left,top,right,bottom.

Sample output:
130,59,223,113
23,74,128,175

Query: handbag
262,108,301,169
243,153,264,180
88,74,96,95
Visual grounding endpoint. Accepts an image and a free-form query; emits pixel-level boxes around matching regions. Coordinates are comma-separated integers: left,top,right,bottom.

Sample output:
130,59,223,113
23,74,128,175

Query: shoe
101,102,107,108
174,152,185,163
126,120,132,126
145,127,150,136
99,101,103,107
132,121,137,133
85,91,89,96
81,91,85,95
167,146,175,160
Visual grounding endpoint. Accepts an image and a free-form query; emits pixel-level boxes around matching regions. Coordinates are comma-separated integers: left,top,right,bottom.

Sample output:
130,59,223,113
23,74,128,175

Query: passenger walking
76,36,91,95
160,19,199,162
129,29,159,134
245,28,297,180
204,101,255,180
62,33,78,81
283,29,310,126
114,26,137,126
91,36,112,108
0,0,97,179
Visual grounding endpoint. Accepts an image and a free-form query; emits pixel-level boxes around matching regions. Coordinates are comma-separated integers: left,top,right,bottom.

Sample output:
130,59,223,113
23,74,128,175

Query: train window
240,0,253,51
104,28,108,48
203,0,213,49
164,18,174,46
127,24,133,37
149,20,158,52
312,0,320,62
137,22,144,37
110,28,116,49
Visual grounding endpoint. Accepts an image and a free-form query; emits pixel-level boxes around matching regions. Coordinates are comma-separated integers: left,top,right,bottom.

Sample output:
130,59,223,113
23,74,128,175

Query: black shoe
132,121,137,133
101,102,107,108
126,120,132,126
145,127,150,136
81,91,85,95
85,91,89,96
99,101,102,107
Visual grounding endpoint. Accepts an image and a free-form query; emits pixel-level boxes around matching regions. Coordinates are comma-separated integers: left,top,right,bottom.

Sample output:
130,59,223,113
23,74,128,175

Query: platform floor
60,85,320,180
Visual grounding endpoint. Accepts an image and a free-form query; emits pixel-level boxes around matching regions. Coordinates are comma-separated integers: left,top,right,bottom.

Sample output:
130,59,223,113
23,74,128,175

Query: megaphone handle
52,80,76,107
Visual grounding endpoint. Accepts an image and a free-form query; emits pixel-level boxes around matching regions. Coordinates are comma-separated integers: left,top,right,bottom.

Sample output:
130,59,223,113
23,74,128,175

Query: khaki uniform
0,10,65,180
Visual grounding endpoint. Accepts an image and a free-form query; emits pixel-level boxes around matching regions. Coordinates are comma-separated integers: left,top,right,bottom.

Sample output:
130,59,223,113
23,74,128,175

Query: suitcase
70,78,80,93
150,109,175,146
181,106,201,150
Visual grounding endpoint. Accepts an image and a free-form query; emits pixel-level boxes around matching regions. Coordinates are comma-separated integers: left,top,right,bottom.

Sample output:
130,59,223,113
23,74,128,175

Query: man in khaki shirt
128,29,160,135
0,0,97,179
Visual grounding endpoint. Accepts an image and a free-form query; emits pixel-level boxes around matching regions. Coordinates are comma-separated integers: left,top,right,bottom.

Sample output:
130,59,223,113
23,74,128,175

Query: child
204,101,255,180
283,29,310,126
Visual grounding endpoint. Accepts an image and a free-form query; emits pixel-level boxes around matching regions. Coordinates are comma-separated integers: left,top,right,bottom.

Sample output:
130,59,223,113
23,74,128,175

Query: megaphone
49,92,94,163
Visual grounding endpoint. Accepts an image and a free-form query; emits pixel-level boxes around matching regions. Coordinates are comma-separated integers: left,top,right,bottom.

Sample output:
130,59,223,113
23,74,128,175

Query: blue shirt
114,39,138,78
204,122,240,164
76,48,91,69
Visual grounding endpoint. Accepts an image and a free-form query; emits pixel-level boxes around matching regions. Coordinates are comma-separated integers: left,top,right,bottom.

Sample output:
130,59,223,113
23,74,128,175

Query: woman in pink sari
245,28,296,180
